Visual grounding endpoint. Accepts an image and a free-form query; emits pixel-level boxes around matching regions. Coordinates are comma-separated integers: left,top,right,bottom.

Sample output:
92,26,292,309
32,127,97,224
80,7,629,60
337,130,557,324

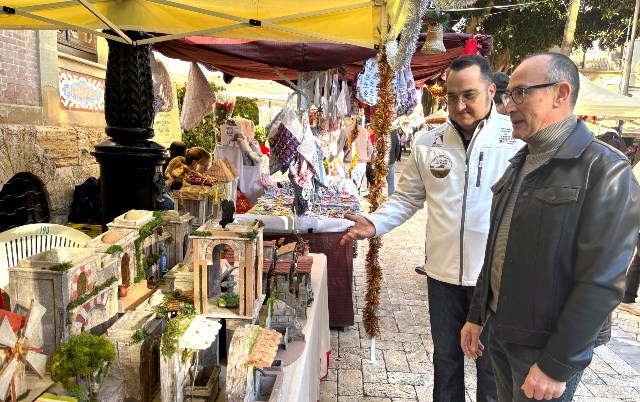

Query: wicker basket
67,223,103,238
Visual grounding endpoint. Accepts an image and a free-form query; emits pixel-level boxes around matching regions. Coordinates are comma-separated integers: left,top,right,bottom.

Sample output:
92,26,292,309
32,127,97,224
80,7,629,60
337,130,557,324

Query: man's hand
460,322,484,360
521,363,566,400
340,214,376,245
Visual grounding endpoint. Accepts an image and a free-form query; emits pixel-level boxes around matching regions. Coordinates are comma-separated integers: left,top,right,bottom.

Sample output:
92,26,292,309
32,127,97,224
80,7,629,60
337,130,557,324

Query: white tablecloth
235,214,353,233
282,253,330,402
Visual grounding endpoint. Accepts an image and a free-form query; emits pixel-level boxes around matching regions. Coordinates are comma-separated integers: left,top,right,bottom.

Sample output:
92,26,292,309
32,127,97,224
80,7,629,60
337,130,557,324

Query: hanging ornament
421,21,446,54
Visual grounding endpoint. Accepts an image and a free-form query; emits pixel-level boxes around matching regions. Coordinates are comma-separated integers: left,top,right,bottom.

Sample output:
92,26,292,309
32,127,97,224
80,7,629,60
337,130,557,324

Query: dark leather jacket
467,120,640,382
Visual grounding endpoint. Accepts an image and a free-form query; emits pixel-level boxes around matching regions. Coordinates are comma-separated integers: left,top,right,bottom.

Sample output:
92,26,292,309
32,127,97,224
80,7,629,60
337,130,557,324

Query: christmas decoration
388,0,431,72
363,45,395,339
427,82,447,99
421,21,446,54
347,123,360,177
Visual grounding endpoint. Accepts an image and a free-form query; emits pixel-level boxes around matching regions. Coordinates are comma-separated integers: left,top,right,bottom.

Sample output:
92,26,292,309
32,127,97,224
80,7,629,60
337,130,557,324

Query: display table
235,213,353,233
281,253,331,402
264,232,354,328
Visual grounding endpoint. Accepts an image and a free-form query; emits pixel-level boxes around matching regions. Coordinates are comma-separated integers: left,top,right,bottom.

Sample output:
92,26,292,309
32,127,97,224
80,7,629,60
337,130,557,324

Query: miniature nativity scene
0,201,316,401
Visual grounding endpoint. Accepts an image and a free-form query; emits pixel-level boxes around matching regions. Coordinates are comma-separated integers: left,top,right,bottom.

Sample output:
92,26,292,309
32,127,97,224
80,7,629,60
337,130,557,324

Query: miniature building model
295,256,314,306
86,228,138,290
173,185,229,230
8,247,119,359
192,220,264,317
106,310,164,402
161,210,193,269
272,259,293,293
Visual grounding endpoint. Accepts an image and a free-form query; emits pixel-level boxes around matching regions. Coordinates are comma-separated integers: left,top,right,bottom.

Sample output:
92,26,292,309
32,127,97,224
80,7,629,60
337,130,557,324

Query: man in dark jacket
461,53,640,401
386,128,401,196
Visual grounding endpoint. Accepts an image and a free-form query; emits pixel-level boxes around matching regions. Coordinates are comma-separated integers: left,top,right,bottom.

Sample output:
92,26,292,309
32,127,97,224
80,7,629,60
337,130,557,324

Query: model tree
50,333,116,402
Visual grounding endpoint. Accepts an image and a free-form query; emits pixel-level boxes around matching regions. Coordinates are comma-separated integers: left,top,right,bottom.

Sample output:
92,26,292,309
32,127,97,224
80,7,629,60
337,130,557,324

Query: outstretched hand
340,214,376,245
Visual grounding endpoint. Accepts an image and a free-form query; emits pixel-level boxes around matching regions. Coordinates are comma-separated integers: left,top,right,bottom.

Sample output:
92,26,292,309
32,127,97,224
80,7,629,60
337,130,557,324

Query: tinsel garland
363,46,394,338
387,0,431,72
347,122,360,176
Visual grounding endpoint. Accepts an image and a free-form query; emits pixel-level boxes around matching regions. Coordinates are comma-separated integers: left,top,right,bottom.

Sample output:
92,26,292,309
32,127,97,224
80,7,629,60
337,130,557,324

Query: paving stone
330,353,363,370
362,359,388,383
320,380,337,401
364,382,416,399
585,383,640,399
337,397,391,402
388,371,428,386
338,369,363,396
384,349,410,372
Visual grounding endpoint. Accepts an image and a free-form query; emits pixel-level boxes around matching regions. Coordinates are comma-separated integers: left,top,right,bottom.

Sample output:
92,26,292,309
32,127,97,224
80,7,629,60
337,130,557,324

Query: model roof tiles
274,259,293,275
263,259,274,273
295,256,313,274
247,327,282,367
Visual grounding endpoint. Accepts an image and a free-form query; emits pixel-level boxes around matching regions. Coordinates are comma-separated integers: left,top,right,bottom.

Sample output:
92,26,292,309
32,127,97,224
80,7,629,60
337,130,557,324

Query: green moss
47,261,73,272
134,211,166,283
190,230,212,237
238,229,259,240
161,315,193,357
67,277,117,311
131,328,149,343
105,245,123,255
247,326,262,355
16,390,31,401
216,292,239,307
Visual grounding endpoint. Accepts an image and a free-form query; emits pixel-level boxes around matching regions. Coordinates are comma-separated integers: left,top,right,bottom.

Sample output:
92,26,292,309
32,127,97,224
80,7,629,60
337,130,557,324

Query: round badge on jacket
430,155,452,178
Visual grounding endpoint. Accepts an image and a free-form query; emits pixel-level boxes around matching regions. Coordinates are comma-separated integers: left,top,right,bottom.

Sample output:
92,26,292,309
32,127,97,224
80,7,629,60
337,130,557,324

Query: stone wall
0,124,105,223
0,30,40,106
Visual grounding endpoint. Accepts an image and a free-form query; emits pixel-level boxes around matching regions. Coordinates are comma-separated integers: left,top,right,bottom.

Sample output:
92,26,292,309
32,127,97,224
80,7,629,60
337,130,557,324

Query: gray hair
532,52,580,107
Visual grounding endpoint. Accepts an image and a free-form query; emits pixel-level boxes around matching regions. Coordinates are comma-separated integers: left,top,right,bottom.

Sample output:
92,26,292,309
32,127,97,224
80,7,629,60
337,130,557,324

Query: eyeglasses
446,91,479,106
501,82,558,106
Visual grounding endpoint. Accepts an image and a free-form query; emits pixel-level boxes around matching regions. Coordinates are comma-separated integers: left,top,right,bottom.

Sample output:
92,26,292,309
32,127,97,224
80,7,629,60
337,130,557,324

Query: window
0,173,50,232
77,272,88,296
57,30,98,62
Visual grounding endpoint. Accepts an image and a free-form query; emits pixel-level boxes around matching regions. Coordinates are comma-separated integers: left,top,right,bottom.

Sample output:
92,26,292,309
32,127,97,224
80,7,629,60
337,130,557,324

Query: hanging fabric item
336,79,348,118
461,37,479,56
268,109,303,174
356,58,380,106
396,67,418,117
180,62,216,131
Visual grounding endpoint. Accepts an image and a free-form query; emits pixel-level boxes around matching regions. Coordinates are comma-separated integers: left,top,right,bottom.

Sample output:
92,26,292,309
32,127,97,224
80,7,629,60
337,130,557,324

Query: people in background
492,72,510,115
333,117,374,192
162,141,187,175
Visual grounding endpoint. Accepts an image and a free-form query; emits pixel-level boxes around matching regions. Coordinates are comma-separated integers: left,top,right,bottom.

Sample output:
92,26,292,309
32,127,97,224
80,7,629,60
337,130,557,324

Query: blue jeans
386,163,395,196
487,315,582,402
427,277,497,402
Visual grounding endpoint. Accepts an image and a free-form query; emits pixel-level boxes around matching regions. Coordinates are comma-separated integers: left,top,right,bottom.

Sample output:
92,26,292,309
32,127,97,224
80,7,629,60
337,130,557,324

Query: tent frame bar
76,0,133,44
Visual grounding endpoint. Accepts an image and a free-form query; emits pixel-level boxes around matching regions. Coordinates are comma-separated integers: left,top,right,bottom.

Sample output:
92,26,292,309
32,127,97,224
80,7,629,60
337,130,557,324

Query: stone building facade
0,30,181,229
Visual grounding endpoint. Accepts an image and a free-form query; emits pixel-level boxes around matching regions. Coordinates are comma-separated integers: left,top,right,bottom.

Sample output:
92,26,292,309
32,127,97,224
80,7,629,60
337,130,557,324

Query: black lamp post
92,31,166,230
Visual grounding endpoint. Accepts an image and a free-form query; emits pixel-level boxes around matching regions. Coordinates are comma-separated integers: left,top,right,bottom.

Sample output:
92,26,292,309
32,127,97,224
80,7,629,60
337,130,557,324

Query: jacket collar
508,118,592,167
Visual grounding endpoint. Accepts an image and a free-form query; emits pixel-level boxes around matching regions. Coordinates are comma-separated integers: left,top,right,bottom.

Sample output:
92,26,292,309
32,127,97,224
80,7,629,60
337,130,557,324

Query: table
281,253,331,402
264,232,355,328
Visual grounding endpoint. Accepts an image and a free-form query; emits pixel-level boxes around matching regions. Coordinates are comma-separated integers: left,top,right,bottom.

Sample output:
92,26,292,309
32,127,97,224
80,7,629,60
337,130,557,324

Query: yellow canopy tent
0,0,407,47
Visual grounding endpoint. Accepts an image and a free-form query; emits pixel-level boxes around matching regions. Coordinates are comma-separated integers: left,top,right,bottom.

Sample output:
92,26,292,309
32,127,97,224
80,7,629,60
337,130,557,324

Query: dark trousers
623,233,640,303
487,316,582,402
427,277,497,402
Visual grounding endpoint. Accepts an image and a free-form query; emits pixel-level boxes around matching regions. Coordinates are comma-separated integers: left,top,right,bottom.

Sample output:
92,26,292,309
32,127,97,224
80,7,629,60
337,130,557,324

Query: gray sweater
489,116,578,312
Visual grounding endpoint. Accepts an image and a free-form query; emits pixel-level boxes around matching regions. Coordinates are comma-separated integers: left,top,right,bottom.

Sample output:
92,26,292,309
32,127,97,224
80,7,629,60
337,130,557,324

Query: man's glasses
446,91,479,106
501,82,558,106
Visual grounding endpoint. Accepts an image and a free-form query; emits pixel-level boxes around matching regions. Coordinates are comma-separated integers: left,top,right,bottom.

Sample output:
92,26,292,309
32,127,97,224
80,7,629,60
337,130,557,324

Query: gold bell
421,22,446,55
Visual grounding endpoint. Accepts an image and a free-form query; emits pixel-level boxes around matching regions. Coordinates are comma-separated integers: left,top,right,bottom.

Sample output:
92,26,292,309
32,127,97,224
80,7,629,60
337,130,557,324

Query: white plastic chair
0,223,91,288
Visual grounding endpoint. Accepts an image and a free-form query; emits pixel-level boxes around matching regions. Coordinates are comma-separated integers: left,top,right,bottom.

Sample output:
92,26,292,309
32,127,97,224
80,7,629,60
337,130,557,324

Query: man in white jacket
341,55,523,402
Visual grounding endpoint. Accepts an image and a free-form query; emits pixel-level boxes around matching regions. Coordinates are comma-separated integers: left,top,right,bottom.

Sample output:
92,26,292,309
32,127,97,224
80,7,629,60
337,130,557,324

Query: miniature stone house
263,240,277,261
86,228,138,290
162,263,194,294
272,259,293,294
192,220,263,318
295,256,313,306
106,310,165,402
162,210,193,268
108,210,171,285
8,247,119,359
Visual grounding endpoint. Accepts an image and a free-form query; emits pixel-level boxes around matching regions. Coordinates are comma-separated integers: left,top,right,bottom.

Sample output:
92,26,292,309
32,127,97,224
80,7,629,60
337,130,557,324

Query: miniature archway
73,290,110,334
121,253,131,287
77,272,88,296
204,241,239,300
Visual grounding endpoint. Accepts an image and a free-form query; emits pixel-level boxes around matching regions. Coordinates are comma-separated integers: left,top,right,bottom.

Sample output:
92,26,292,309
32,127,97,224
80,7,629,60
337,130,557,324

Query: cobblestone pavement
320,156,640,401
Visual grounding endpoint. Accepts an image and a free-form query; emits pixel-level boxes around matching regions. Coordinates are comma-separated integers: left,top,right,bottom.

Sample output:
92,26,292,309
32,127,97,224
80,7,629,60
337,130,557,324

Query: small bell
421,22,446,55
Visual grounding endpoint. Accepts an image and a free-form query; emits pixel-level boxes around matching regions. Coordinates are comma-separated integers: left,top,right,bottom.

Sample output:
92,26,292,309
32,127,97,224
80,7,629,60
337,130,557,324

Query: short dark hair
448,55,494,84
168,141,187,157
529,52,580,106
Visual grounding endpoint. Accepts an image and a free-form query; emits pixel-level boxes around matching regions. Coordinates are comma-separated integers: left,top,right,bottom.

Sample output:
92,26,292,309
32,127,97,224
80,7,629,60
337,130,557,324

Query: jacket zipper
476,151,484,187
458,124,483,285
